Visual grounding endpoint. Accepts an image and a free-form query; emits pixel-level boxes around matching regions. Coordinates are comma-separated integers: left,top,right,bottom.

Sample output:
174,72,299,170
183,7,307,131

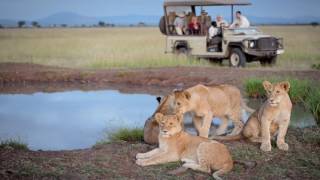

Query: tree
0,24,3,29
31,21,40,28
61,24,68,28
17,21,26,28
98,21,105,27
311,22,319,27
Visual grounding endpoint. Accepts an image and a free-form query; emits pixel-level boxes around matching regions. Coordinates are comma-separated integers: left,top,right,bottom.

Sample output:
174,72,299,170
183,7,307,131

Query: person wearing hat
174,12,186,35
200,10,211,35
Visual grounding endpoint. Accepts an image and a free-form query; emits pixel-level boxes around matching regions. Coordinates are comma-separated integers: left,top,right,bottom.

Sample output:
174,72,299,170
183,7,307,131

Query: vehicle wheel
159,16,167,35
229,48,246,67
260,56,277,67
175,47,189,57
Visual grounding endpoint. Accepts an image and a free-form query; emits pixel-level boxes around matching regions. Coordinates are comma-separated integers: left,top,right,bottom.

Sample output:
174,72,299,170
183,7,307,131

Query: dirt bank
0,63,319,95
1,128,319,179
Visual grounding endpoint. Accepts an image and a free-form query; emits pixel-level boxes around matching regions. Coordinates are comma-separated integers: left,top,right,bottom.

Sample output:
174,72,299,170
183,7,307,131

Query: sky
0,0,320,20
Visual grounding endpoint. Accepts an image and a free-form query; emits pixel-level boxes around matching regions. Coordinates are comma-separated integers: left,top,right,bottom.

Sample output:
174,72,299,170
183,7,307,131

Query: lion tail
210,134,243,141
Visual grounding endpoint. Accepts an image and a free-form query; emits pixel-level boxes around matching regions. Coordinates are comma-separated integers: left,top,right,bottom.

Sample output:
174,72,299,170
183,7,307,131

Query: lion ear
183,91,191,100
154,113,164,123
280,81,290,92
156,97,162,104
263,81,273,91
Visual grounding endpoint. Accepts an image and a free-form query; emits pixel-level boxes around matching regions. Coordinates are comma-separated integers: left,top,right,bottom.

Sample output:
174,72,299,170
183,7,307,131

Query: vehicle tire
159,16,167,35
229,48,246,67
260,56,277,67
175,47,189,57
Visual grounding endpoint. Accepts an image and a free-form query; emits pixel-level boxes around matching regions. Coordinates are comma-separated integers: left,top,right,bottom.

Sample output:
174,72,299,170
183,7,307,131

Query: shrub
244,78,310,102
0,139,28,150
303,87,320,125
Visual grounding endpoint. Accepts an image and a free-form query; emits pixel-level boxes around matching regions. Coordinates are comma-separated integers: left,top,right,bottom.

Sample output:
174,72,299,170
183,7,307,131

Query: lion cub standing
212,81,292,152
136,113,233,180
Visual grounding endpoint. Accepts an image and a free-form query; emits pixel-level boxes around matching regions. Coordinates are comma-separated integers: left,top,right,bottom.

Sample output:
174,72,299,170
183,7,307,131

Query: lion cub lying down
136,113,233,180
212,81,292,152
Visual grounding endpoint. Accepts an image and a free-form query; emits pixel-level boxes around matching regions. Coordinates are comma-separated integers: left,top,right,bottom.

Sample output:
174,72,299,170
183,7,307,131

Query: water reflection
0,90,158,151
0,91,316,151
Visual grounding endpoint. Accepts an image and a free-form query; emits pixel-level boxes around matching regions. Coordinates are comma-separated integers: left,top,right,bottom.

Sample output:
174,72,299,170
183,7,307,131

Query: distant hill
0,12,319,27
37,12,160,26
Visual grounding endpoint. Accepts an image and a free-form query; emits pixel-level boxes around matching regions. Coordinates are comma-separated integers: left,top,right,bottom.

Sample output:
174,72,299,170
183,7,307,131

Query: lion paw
136,153,145,159
277,143,289,151
260,143,272,152
135,159,146,166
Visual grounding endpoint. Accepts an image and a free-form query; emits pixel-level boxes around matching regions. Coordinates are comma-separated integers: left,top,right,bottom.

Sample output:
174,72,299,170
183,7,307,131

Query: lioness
143,95,175,144
212,81,292,152
136,113,233,180
172,84,253,138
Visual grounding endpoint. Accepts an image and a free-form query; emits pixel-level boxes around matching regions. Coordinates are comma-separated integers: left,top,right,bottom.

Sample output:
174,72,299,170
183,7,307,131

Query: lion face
154,113,183,137
263,81,290,107
172,90,192,114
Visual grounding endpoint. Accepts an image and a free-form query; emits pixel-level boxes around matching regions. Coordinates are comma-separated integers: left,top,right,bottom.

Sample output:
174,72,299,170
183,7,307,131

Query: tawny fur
172,84,252,138
211,81,292,152
143,95,175,144
137,113,233,180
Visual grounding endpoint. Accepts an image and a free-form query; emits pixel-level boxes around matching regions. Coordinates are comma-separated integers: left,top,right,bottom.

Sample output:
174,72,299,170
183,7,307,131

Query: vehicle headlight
277,38,284,49
249,41,255,48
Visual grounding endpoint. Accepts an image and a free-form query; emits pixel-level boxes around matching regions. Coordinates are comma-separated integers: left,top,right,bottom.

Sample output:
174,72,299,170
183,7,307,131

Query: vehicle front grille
257,38,278,51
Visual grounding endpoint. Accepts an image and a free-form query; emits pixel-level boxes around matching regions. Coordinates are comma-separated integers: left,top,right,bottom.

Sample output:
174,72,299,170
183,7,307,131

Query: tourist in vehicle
208,21,222,51
209,21,219,39
188,16,201,35
230,11,250,28
216,15,229,28
174,12,186,35
200,10,211,35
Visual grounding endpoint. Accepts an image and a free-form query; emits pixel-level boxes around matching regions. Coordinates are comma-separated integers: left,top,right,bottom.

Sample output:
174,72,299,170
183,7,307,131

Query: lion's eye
276,90,280,93
169,122,173,126
177,102,181,106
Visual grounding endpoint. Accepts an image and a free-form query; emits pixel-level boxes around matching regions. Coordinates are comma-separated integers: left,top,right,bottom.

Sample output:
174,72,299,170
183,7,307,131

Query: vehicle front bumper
245,49,285,57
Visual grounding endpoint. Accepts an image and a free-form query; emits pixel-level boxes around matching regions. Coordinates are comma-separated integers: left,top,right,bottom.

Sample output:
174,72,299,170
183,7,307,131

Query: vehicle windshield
229,28,261,35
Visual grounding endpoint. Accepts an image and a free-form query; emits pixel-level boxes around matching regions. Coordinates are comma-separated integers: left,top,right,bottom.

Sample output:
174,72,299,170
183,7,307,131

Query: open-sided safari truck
159,0,285,67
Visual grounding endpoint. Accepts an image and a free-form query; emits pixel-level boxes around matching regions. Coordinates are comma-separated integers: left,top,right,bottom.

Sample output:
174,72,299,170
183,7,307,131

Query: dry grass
260,26,320,69
0,26,319,69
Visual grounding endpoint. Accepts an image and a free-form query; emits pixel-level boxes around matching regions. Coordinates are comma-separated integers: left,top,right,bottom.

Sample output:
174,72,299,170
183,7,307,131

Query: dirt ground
0,63,319,95
1,128,319,180
0,63,320,179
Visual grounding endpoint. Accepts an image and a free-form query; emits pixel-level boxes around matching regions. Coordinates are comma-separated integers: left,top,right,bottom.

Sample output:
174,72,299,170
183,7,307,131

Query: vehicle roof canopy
164,0,251,6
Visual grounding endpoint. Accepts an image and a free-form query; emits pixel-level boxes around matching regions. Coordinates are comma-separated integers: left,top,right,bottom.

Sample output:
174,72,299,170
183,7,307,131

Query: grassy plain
0,26,319,69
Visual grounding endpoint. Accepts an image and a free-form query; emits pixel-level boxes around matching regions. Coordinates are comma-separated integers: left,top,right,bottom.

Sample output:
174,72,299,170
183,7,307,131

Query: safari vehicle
159,0,285,67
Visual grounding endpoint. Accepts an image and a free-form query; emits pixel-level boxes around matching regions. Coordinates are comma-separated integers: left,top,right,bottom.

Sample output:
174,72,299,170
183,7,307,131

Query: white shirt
209,26,218,39
230,15,250,28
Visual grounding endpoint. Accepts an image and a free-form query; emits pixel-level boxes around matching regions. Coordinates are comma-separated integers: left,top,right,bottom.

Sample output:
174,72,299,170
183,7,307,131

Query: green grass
303,87,320,125
312,63,320,70
244,78,310,102
95,128,144,147
0,26,319,69
244,78,320,125
0,138,29,150
109,128,144,142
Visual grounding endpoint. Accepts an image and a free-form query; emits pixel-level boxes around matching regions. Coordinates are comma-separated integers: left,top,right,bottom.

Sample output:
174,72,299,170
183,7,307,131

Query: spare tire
159,16,167,35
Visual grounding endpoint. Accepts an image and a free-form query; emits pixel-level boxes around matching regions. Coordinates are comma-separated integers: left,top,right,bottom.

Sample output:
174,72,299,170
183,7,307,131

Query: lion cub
136,113,233,180
212,81,292,152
